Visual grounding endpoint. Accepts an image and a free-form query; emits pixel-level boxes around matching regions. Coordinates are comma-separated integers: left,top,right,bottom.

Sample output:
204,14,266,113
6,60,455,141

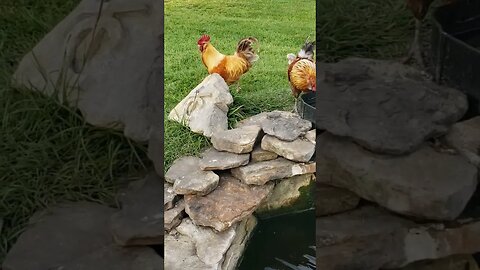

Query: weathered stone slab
251,145,278,162
176,218,237,266
445,116,480,167
211,125,261,154
3,202,163,270
261,135,315,162
184,174,273,231
317,206,480,269
169,74,233,138
261,111,312,141
13,0,163,142
165,156,219,196
231,158,315,185
317,133,477,220
164,199,185,231
316,183,360,217
392,255,479,270
165,216,256,270
110,173,163,246
199,147,249,170
221,215,257,270
317,58,468,155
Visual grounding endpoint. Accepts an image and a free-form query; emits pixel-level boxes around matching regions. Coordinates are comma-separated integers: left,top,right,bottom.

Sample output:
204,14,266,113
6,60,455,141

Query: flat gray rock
261,111,312,141
235,112,269,128
231,158,316,185
211,125,261,154
315,183,360,217
164,199,185,231
165,156,219,196
251,145,278,162
110,173,163,246
261,135,315,162
317,133,478,220
13,0,163,142
317,206,480,269
176,218,237,266
169,74,233,138
3,202,163,270
184,174,273,231
317,58,468,155
445,116,480,167
199,148,250,171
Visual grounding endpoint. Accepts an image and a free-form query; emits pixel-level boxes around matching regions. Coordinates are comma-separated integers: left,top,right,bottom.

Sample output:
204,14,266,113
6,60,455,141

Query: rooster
404,0,457,68
287,41,316,101
197,35,259,90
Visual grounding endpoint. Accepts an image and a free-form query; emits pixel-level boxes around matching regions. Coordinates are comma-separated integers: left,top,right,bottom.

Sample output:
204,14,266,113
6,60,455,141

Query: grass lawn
164,0,316,169
0,0,148,260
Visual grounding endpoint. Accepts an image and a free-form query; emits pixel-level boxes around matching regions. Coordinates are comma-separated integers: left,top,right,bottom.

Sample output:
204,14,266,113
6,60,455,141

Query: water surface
238,210,316,270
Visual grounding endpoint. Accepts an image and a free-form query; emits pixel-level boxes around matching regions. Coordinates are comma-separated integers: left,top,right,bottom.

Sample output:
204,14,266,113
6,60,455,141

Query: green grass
317,0,413,62
164,0,417,169
164,0,316,169
0,0,148,260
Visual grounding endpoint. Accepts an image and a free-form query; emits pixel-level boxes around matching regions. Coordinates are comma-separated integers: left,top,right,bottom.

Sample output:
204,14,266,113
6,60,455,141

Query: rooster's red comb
197,34,211,44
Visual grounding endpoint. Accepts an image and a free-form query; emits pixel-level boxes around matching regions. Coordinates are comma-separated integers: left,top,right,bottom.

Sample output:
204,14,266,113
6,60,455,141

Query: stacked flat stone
3,173,165,270
163,110,316,270
314,58,480,269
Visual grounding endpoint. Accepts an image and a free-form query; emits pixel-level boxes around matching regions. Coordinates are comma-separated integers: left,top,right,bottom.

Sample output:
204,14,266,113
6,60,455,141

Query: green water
238,210,316,270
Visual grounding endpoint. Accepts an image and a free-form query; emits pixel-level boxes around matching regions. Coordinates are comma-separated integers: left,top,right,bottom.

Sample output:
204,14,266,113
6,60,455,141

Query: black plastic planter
431,0,480,117
296,91,316,127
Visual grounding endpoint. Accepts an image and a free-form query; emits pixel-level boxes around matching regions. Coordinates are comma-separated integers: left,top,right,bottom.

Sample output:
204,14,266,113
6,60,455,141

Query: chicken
287,41,316,99
197,34,259,89
404,0,456,68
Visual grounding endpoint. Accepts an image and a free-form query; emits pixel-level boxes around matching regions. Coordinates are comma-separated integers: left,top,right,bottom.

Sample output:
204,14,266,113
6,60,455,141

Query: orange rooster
287,41,316,99
197,34,259,89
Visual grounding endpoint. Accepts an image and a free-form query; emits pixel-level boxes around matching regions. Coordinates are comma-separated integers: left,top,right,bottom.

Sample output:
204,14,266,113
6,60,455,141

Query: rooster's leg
403,19,425,68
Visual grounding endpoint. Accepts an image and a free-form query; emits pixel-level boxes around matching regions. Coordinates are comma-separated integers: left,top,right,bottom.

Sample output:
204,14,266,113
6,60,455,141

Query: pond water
237,210,316,270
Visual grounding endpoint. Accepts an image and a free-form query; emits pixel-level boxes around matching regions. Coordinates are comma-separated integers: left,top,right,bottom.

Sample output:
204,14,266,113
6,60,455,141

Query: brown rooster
197,34,259,90
404,0,457,67
287,41,316,99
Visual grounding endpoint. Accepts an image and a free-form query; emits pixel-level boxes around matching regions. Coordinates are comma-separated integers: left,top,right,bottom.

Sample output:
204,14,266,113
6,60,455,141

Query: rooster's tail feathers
236,37,259,64
298,41,315,60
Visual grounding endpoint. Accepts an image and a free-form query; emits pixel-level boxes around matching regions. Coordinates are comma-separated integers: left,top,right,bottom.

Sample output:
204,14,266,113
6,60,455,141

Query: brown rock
110,173,163,246
251,145,278,162
185,174,273,231
317,206,480,269
2,202,163,270
316,183,360,217
391,255,479,270
257,174,315,213
164,199,185,231
231,158,315,185
445,116,480,167
317,133,477,221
